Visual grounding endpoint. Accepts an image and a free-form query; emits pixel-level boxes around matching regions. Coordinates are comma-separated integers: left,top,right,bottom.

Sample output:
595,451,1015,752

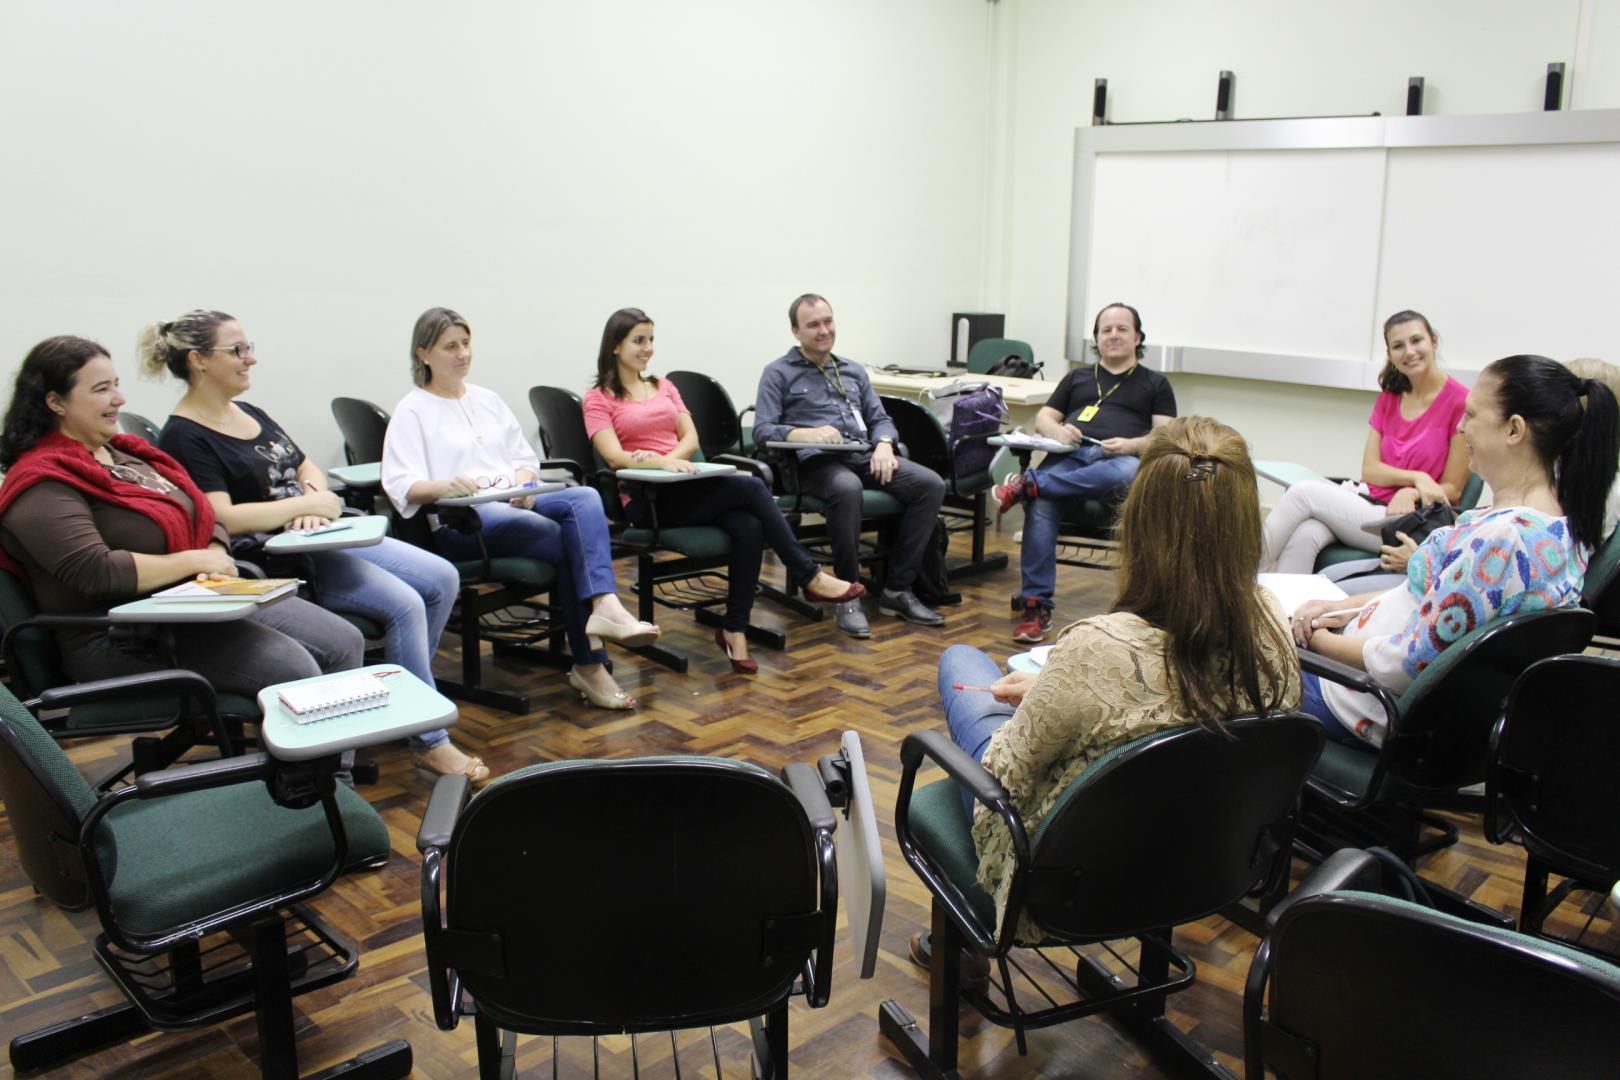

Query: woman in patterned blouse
929,416,1302,944
1292,354,1619,746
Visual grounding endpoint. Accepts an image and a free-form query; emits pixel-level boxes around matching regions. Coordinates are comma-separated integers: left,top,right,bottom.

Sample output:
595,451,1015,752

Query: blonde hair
410,307,470,387
137,309,234,382
1566,357,1620,399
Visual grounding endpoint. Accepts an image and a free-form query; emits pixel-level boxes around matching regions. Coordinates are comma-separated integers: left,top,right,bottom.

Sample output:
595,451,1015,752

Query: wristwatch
876,436,896,448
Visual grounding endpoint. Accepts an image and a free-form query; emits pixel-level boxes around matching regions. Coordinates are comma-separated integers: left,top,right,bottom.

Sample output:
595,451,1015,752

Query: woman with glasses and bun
1262,310,1469,574
0,336,363,696
922,416,1301,954
1292,355,1619,747
382,306,656,711
143,310,487,784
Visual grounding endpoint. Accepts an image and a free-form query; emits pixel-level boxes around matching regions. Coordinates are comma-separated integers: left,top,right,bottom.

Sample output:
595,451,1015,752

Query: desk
761,440,870,454
438,481,565,507
328,462,381,490
257,665,458,760
615,462,738,482
109,592,287,623
865,368,1055,429
264,515,388,554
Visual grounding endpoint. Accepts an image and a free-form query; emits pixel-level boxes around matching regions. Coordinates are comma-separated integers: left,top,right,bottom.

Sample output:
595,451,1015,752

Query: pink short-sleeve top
1366,376,1468,504
581,379,690,506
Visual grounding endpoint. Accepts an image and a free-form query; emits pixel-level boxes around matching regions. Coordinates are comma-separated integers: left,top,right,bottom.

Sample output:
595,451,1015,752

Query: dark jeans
63,596,365,697
627,474,819,632
798,454,945,592
1298,671,1371,747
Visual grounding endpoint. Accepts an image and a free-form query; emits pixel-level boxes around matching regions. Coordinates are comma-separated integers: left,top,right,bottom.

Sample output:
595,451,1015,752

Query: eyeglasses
204,342,255,360
475,475,512,490
104,462,177,494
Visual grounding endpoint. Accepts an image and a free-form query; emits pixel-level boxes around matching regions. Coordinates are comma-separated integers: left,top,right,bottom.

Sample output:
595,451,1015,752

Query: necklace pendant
476,434,485,444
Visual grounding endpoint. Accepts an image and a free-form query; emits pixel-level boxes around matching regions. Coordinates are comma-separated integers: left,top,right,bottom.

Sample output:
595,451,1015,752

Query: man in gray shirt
754,294,946,637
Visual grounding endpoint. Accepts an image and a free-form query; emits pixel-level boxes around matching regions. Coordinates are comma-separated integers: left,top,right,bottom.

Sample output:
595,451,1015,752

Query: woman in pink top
582,308,864,674
1261,310,1470,573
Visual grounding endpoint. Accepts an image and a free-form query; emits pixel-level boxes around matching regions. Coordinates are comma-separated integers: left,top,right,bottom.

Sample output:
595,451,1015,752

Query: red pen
952,684,995,692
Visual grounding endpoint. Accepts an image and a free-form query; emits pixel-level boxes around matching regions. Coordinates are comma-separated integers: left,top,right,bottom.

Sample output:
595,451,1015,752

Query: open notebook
276,672,392,724
154,577,301,604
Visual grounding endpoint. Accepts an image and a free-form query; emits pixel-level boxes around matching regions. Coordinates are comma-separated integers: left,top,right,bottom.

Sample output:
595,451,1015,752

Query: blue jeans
432,487,618,667
1298,672,1367,747
1019,446,1139,609
939,644,1017,816
308,537,461,750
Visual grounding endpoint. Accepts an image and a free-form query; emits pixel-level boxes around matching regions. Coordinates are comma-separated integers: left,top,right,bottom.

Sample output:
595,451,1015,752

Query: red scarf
0,432,217,579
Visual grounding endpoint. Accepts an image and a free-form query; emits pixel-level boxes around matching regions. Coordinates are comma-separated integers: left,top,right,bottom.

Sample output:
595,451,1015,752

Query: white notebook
276,673,391,724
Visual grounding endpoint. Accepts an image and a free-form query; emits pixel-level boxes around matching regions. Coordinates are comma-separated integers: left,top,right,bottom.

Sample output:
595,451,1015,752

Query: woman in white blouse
382,307,657,710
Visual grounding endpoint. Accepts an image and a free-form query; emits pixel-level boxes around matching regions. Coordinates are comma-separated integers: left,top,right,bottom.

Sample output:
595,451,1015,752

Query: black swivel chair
117,410,164,443
880,394,1008,581
0,672,409,1078
1244,848,1620,1079
329,394,568,714
417,752,865,1077
1487,653,1620,957
1580,525,1620,645
878,715,1323,1078
665,369,748,459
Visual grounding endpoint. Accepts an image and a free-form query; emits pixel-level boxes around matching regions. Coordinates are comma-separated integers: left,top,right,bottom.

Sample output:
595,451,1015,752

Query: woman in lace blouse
933,416,1302,940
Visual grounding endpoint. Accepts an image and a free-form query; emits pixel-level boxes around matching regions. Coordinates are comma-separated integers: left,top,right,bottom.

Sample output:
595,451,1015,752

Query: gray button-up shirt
753,347,898,458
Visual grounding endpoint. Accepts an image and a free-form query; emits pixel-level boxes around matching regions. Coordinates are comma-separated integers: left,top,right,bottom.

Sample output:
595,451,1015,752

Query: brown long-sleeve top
0,446,230,623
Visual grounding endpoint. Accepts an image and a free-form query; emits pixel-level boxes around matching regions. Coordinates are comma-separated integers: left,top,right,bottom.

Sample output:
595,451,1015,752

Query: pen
951,683,995,692
1318,605,1369,620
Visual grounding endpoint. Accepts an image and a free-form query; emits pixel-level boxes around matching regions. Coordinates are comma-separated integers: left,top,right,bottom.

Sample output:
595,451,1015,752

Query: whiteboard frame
1066,109,1620,387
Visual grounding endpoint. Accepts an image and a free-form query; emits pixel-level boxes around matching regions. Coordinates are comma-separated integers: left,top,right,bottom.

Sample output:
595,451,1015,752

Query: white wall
0,0,996,466
991,0,1620,477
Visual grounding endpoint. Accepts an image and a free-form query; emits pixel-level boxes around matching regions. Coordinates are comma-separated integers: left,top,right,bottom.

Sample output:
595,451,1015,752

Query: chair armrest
132,752,276,799
417,773,471,853
36,669,217,712
713,453,773,488
234,558,268,580
538,457,585,484
900,729,1010,807
783,762,836,834
1297,648,1385,696
1264,848,1381,930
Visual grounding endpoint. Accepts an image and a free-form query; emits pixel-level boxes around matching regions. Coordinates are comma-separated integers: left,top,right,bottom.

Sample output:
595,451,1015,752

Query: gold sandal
412,749,492,784
568,668,636,710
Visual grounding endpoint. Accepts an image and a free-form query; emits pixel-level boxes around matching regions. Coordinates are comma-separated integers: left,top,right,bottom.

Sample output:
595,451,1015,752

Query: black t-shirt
1042,363,1177,442
159,402,308,505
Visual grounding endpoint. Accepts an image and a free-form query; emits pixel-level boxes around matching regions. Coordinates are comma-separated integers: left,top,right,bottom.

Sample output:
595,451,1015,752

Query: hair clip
1182,458,1217,483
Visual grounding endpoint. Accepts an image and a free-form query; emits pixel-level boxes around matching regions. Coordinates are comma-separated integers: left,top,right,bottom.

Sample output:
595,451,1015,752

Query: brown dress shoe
909,931,990,994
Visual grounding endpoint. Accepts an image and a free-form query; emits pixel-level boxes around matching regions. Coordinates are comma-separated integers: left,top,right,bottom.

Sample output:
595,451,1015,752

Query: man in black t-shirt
991,302,1176,642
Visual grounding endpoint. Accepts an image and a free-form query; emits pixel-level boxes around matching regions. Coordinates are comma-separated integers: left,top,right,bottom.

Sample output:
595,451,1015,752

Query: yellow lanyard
1093,363,1136,406
814,359,852,404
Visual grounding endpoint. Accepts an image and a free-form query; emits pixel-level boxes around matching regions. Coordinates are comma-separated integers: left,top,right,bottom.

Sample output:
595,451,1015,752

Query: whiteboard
1069,111,1620,387
1087,148,1386,364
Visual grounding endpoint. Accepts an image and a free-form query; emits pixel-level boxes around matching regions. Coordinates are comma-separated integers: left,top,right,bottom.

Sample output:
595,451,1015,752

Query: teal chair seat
617,525,733,559
100,779,389,940
451,557,557,590
907,778,997,930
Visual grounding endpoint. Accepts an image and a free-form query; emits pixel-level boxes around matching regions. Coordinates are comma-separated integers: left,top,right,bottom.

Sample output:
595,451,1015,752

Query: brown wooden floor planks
1,529,1615,1077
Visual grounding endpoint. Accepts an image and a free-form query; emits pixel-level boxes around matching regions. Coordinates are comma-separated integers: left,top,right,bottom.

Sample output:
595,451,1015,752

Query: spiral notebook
276,673,392,724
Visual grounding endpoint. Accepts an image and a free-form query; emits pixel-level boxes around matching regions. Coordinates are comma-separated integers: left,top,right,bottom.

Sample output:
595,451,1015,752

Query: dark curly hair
0,336,113,469
593,308,657,400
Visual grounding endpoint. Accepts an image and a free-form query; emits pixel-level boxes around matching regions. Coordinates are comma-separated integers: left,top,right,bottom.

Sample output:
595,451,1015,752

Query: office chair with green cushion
1312,471,1485,574
1243,849,1620,1080
117,410,164,444
879,394,1007,582
1579,525,1620,642
1486,654,1620,956
665,370,749,459
878,715,1324,1079
331,394,567,713
0,566,252,790
1298,606,1594,887
417,754,849,1078
966,337,1034,376
0,671,409,1078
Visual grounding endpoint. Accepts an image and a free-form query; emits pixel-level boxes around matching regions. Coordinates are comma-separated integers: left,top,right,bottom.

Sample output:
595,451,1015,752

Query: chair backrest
528,385,597,468
1019,714,1323,940
966,337,1033,375
1253,891,1620,1079
879,396,950,479
117,411,163,443
0,681,98,910
330,397,391,466
1392,607,1594,791
0,568,67,698
440,757,824,1034
1458,471,1485,511
666,371,741,459
1489,654,1620,886
1580,526,1620,638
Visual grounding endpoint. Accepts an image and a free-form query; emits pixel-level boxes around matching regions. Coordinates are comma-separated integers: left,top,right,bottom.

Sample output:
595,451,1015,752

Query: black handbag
1377,500,1456,547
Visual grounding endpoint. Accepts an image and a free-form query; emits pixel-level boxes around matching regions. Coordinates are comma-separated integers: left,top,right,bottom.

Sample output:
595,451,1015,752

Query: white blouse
381,385,541,518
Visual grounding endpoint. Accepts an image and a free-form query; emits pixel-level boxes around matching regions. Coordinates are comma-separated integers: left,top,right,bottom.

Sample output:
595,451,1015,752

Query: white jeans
1261,480,1384,573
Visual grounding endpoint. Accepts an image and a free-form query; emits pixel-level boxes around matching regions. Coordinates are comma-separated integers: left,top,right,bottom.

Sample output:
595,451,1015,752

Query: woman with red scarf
0,336,362,693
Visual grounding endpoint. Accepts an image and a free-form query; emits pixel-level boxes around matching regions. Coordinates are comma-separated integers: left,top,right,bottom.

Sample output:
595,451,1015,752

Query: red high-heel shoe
715,628,758,674
803,575,866,605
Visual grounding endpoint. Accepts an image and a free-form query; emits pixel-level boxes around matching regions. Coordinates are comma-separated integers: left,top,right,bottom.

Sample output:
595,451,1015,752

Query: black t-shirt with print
1042,363,1177,442
159,402,308,505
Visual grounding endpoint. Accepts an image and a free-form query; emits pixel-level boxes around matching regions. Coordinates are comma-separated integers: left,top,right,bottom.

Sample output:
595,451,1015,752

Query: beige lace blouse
971,595,1301,940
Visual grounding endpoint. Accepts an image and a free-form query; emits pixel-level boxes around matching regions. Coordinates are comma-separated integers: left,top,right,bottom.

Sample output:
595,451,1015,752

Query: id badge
850,410,868,436
1075,404,1099,423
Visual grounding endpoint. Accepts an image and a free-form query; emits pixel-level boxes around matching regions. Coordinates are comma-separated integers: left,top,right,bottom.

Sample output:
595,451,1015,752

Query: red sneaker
991,473,1027,515
1013,598,1052,643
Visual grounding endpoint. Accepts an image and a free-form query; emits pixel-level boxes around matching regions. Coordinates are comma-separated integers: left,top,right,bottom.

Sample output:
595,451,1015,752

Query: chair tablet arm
713,453,773,488
900,730,1010,807
417,773,472,853
783,762,836,834
1263,848,1381,930
36,669,218,712
131,752,275,799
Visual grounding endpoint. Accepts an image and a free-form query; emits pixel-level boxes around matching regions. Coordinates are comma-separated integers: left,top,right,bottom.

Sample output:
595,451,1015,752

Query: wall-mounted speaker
1406,77,1425,116
1545,62,1565,111
1092,79,1108,126
1215,70,1234,120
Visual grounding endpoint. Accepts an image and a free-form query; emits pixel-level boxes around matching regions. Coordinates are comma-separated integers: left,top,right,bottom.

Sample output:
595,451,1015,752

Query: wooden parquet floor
1,529,1615,1078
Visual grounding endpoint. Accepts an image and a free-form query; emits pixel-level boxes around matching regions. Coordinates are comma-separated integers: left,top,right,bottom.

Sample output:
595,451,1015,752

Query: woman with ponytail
925,416,1301,945
1293,354,1620,747
0,336,363,694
